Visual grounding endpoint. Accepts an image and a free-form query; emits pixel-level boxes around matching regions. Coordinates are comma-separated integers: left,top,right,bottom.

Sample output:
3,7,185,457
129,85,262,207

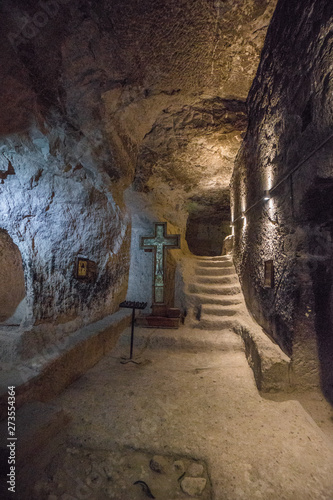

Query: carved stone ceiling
0,0,277,227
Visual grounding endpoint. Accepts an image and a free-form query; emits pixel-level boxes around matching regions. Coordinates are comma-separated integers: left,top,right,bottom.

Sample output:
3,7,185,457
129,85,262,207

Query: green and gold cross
140,222,180,305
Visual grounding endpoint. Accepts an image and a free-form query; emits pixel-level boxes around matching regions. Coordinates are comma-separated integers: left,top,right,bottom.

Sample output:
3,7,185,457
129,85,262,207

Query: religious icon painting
264,260,274,288
76,257,88,279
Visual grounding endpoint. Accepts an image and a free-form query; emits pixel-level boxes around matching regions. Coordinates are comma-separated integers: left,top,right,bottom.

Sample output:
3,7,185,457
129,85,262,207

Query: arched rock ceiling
0,0,277,225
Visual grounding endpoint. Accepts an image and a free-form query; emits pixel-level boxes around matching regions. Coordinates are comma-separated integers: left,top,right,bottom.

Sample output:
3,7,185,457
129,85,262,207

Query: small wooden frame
264,260,274,288
76,257,97,281
77,257,88,278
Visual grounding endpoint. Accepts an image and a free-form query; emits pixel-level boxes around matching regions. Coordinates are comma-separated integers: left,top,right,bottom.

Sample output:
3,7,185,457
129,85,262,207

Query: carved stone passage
140,223,180,305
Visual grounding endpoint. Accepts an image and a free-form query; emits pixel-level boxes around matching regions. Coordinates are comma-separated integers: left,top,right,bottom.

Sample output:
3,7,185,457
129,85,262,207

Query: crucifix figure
140,222,180,308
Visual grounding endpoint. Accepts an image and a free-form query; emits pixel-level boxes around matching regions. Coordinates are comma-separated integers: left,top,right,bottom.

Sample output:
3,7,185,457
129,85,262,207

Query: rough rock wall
134,98,247,235
231,0,333,397
0,230,25,323
0,2,131,358
0,0,276,359
0,126,130,337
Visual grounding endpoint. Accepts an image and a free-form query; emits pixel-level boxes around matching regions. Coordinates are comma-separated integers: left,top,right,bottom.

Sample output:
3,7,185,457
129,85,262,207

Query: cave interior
0,0,333,498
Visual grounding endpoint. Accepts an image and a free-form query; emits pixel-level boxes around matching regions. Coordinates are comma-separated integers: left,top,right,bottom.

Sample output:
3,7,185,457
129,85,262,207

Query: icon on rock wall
77,258,88,278
76,257,97,281
264,260,274,288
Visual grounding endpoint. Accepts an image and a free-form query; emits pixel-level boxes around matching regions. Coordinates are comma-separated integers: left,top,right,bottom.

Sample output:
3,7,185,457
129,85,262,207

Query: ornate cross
140,222,180,305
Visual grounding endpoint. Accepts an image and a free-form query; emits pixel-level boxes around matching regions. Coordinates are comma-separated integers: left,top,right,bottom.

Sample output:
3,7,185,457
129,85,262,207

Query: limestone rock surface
0,230,25,322
0,0,277,226
0,0,276,353
186,462,205,478
231,0,333,396
181,476,207,496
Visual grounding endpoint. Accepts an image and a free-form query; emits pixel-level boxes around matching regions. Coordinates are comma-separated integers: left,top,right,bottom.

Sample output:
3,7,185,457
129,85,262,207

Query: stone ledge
233,315,291,392
0,309,131,421
0,401,70,465
118,325,244,353
136,315,180,328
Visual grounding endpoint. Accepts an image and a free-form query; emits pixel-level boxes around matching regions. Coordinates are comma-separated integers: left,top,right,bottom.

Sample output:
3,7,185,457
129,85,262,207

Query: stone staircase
182,254,291,392
185,255,244,330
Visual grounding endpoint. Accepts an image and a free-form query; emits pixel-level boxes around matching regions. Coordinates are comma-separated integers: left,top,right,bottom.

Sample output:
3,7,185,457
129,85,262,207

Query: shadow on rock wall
302,179,333,403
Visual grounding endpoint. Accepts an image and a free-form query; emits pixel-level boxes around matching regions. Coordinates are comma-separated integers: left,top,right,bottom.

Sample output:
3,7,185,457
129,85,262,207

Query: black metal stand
119,301,147,364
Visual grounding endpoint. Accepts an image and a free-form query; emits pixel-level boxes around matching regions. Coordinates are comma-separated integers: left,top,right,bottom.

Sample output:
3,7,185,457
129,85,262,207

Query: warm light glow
186,136,240,193
263,190,271,201
266,165,273,191
241,196,246,215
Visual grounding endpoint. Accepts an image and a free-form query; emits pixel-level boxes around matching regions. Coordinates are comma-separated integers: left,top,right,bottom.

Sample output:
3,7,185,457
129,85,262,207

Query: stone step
136,316,180,328
195,255,231,261
195,260,233,268
188,283,241,295
191,294,244,306
118,326,244,353
196,275,238,285
195,266,235,276
193,315,240,330
201,304,240,317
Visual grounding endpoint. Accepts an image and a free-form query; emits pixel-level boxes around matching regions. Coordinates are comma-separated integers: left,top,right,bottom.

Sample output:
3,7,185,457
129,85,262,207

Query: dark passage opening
185,191,231,256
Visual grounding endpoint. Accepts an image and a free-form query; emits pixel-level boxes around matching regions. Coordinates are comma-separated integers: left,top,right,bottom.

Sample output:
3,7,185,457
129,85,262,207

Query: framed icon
77,257,88,278
264,260,274,288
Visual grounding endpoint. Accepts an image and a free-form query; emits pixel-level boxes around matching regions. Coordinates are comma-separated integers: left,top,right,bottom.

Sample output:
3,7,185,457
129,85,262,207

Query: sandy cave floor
18,325,333,500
